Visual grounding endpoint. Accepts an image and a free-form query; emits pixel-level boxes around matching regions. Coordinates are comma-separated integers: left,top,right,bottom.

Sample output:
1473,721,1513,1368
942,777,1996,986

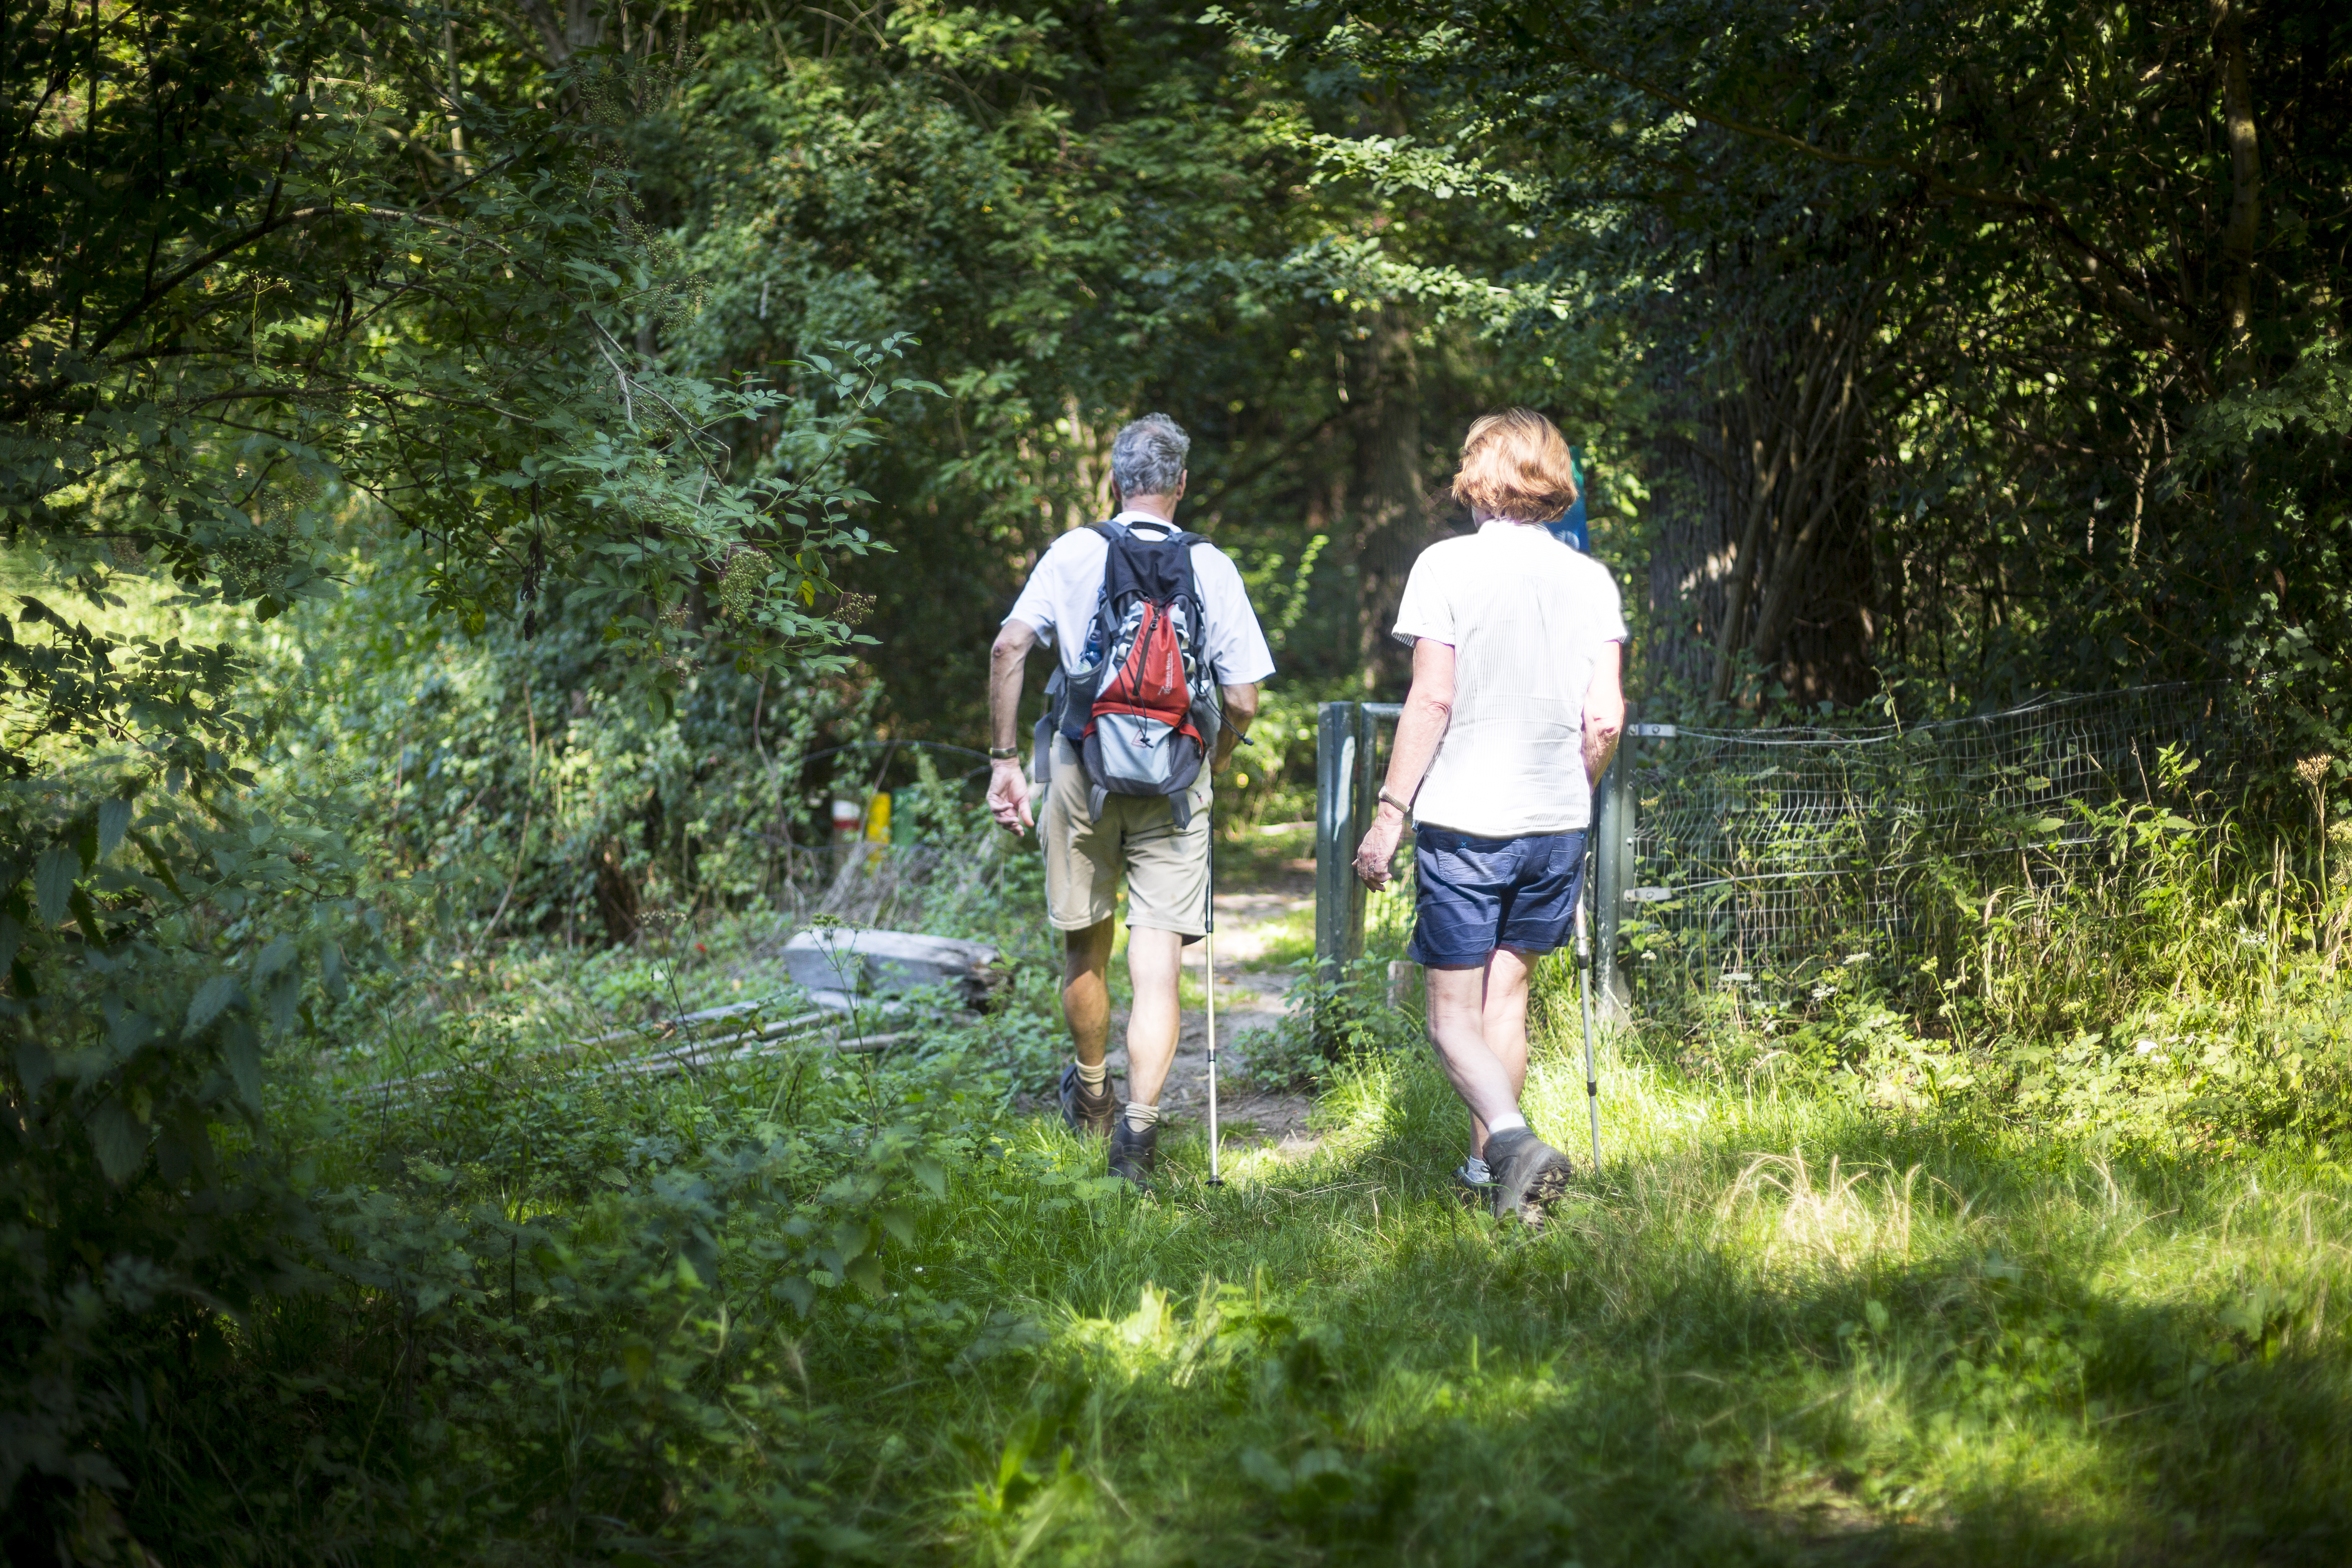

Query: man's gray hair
1110,414,1190,498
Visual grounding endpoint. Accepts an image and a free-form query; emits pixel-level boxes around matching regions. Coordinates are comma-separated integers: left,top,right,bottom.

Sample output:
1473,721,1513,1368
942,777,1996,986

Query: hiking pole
1205,804,1223,1187
1575,885,1604,1172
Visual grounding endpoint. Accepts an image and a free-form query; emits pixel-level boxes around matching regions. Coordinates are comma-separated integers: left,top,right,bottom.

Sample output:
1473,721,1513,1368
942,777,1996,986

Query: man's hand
1212,681,1259,771
987,619,1040,834
1354,805,1405,889
987,758,1034,835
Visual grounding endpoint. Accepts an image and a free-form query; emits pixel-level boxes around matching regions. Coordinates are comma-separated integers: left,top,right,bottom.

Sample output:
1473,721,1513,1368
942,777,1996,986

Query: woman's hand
987,759,1034,835
1354,806,1405,889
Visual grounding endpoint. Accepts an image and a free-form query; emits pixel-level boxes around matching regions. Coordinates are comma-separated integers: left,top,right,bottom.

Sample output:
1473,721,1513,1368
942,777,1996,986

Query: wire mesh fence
1617,682,2254,987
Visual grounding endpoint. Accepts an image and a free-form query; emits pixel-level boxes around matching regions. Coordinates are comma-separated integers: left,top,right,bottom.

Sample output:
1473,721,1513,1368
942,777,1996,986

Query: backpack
1049,520,1223,826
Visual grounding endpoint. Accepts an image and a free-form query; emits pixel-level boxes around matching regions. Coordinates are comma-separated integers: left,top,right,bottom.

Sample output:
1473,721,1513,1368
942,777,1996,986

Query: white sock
1122,1102,1160,1133
1074,1059,1108,1090
1485,1113,1528,1138
1460,1154,1493,1185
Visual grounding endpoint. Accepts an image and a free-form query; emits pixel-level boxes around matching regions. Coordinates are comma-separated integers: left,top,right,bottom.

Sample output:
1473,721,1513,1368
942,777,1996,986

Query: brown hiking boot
1107,1118,1158,1192
1058,1063,1118,1138
1483,1127,1574,1223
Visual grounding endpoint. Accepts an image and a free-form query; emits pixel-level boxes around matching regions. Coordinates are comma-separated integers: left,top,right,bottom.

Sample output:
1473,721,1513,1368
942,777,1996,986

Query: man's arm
1583,641,1625,787
1214,681,1258,770
986,619,1039,834
1353,638,1456,889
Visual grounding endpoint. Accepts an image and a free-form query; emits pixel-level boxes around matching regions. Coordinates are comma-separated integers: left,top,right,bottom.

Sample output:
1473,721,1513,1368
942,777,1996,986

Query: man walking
1353,409,1627,1222
986,414,1274,1189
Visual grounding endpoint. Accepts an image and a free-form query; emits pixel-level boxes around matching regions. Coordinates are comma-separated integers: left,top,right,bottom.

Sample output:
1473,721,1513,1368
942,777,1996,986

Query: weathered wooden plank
781,927,1002,1007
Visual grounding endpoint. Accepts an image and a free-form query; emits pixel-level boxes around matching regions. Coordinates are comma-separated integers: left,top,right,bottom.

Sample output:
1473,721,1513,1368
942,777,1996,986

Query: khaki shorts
1040,733,1212,938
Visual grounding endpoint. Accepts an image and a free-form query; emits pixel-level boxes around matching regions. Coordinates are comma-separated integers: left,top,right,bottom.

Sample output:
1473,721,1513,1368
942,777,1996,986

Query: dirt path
1099,831,1322,1160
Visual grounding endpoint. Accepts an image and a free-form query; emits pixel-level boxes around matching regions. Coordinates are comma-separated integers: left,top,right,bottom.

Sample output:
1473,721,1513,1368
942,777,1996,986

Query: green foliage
0,772,374,1549
12,788,2352,1561
247,535,884,945
636,0,1527,723
1207,686,1323,826
1272,0,2352,726
10,2,2352,1561
4,3,920,733
1,6,933,1549
1,770,1067,1557
1639,783,2352,1156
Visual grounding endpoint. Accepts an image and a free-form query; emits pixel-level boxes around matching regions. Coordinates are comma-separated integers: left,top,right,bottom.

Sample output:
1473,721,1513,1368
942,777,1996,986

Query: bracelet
1378,789,1412,816
988,745,1019,761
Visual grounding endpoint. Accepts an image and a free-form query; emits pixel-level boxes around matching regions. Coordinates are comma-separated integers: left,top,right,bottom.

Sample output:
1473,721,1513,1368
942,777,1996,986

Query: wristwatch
988,745,1020,761
1378,789,1412,815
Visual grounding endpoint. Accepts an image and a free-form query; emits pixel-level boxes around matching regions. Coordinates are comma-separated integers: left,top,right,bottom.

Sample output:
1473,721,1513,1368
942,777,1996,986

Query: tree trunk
1642,288,1881,713
516,0,607,64
1350,306,1427,695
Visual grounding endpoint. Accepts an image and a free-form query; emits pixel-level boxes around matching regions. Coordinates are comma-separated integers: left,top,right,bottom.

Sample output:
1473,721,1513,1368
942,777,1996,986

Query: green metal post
1314,701,1363,984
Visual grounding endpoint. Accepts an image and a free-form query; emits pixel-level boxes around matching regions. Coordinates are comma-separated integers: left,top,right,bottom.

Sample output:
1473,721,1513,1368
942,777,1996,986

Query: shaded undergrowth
16,793,2352,1566
80,1018,2349,1567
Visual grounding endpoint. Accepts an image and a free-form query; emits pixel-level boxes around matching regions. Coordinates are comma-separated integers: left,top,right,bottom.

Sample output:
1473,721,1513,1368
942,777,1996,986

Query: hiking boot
1058,1063,1118,1138
1107,1118,1159,1192
1483,1127,1574,1223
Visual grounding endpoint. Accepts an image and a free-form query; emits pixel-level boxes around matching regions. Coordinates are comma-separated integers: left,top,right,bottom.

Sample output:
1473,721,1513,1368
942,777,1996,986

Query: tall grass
861,1031,2352,1565
30,797,2352,1566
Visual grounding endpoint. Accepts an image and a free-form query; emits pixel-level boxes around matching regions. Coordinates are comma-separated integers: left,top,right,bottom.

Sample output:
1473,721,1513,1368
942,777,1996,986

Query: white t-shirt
1004,511,1277,685
1392,520,1629,837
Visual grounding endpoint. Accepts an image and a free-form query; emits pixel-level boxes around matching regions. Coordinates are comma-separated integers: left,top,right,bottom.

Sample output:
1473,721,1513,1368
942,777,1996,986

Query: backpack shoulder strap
1058,523,1125,740
1077,520,1122,629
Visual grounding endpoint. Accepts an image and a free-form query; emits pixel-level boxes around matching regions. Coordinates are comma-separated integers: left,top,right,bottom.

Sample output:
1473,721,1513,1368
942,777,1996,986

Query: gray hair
1110,414,1190,498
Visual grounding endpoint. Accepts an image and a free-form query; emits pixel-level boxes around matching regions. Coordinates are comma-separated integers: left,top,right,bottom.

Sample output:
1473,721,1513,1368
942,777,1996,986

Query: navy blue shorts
1405,827,1589,967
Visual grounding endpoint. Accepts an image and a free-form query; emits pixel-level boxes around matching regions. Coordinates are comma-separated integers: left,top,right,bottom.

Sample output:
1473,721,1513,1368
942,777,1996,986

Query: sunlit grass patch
1237,901,1315,970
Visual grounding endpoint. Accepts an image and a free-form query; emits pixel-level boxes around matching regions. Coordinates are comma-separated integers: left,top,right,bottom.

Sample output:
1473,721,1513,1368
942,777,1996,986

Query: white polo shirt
1392,520,1628,837
1004,511,1276,686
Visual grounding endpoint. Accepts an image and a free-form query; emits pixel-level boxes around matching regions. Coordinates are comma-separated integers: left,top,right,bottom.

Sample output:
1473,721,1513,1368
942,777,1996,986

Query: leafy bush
1245,954,1421,1090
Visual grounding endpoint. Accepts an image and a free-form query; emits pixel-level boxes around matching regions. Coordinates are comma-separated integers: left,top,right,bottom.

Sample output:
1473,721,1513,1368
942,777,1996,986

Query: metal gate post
1354,701,1382,888
1314,701,1364,983
1592,725,1635,1020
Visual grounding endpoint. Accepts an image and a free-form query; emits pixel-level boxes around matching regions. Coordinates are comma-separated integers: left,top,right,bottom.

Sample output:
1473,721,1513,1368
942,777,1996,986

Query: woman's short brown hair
1450,408,1579,522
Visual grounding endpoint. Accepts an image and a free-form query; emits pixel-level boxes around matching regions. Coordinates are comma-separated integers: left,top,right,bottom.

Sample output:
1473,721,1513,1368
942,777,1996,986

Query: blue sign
1544,447,1590,552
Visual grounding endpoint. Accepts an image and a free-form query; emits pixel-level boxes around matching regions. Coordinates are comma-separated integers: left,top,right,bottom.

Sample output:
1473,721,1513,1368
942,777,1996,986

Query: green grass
183,800,2352,1566
1212,819,1317,889
820,1031,2352,1565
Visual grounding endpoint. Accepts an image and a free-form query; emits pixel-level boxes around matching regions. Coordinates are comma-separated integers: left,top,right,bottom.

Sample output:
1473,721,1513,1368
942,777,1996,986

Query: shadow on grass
958,1045,2352,1568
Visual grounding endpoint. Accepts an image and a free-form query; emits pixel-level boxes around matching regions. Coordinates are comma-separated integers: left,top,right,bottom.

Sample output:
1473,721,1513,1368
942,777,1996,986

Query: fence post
1314,701,1364,983
1592,725,1635,1020
1354,701,1381,895
1592,733,1619,1017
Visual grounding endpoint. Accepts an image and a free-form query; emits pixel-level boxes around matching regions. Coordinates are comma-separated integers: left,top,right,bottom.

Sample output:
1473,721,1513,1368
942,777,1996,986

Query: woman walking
1353,410,1627,1221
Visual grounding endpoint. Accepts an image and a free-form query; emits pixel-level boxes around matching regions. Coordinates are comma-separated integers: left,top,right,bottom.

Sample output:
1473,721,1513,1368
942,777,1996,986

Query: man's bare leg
1062,918,1116,1065
1122,926,1184,1107
1468,946,1535,1159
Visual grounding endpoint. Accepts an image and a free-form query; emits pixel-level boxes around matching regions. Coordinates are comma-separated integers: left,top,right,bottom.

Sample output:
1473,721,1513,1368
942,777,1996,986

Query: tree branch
82,205,337,359
2210,0,2261,385
1556,33,2205,366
